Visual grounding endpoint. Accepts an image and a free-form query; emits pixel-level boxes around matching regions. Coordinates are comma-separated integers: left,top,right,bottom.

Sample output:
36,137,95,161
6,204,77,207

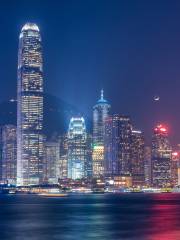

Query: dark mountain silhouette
43,93,79,137
0,94,92,138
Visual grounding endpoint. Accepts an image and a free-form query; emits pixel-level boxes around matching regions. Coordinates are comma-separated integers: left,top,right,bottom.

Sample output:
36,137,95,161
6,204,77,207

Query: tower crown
154,124,168,134
97,89,109,104
21,23,39,32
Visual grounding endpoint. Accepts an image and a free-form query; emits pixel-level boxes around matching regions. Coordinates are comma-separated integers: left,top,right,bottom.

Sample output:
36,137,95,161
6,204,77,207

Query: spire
96,89,109,104
101,89,104,100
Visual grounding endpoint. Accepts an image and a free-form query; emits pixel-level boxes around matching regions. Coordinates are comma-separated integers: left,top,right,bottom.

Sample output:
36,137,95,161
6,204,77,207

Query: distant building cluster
0,23,180,189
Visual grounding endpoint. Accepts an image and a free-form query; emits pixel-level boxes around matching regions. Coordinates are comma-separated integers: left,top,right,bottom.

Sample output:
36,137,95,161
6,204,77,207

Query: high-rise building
171,151,179,187
151,124,172,188
92,90,110,177
0,125,17,185
0,128,2,183
144,146,152,186
104,116,114,176
57,134,68,179
131,130,145,187
17,23,44,186
67,117,87,179
44,141,59,184
104,115,132,178
176,144,180,186
86,134,93,178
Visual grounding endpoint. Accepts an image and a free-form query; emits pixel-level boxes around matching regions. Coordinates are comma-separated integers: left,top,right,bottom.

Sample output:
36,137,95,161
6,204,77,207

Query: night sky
0,0,180,145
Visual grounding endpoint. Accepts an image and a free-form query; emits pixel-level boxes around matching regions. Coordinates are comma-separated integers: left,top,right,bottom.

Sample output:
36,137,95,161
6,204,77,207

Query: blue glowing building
67,117,87,179
92,90,111,177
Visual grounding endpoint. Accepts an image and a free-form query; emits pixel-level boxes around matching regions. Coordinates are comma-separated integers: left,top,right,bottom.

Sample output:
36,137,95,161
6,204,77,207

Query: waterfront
0,193,180,240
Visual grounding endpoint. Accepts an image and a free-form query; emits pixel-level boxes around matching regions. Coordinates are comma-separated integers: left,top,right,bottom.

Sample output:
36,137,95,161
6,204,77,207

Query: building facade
131,130,145,187
144,146,152,186
57,134,68,179
104,115,132,178
0,127,2,183
67,117,87,179
92,90,110,177
86,134,93,178
1,125,17,185
44,141,59,184
151,124,172,188
17,23,44,186
171,152,179,187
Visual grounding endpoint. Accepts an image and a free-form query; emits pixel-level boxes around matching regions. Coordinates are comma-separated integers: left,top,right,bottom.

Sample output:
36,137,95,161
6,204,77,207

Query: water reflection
146,194,180,240
0,194,180,240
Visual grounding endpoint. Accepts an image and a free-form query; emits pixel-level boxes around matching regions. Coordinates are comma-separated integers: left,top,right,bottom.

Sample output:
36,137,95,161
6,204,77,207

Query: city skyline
0,20,178,189
0,20,178,188
0,1,180,145
0,17,176,187
1,2,180,240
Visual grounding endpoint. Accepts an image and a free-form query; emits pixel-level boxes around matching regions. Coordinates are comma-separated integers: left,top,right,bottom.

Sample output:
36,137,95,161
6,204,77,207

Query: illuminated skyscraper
57,134,68,179
104,115,132,177
151,124,172,188
86,134,93,177
17,23,44,186
131,130,145,187
0,129,2,183
171,151,179,187
144,146,152,186
1,125,17,185
67,117,87,179
44,141,59,184
92,90,110,177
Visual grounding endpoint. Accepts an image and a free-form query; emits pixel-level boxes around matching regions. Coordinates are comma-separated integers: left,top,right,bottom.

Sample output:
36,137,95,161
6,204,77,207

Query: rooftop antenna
101,89,104,100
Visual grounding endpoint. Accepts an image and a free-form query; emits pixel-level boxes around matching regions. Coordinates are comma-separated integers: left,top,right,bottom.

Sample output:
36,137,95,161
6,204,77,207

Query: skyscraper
131,130,145,187
0,128,2,183
92,90,110,177
17,23,44,186
44,141,59,184
67,117,87,179
104,115,132,177
171,151,179,187
151,124,172,188
57,134,68,179
0,125,17,185
86,134,93,178
144,146,152,186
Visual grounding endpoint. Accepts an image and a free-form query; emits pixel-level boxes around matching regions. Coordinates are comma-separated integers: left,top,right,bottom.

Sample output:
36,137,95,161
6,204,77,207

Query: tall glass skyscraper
144,146,152,187
131,130,145,187
44,141,59,184
67,117,87,179
17,23,44,186
104,115,132,177
92,90,110,177
58,134,68,179
151,124,172,188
